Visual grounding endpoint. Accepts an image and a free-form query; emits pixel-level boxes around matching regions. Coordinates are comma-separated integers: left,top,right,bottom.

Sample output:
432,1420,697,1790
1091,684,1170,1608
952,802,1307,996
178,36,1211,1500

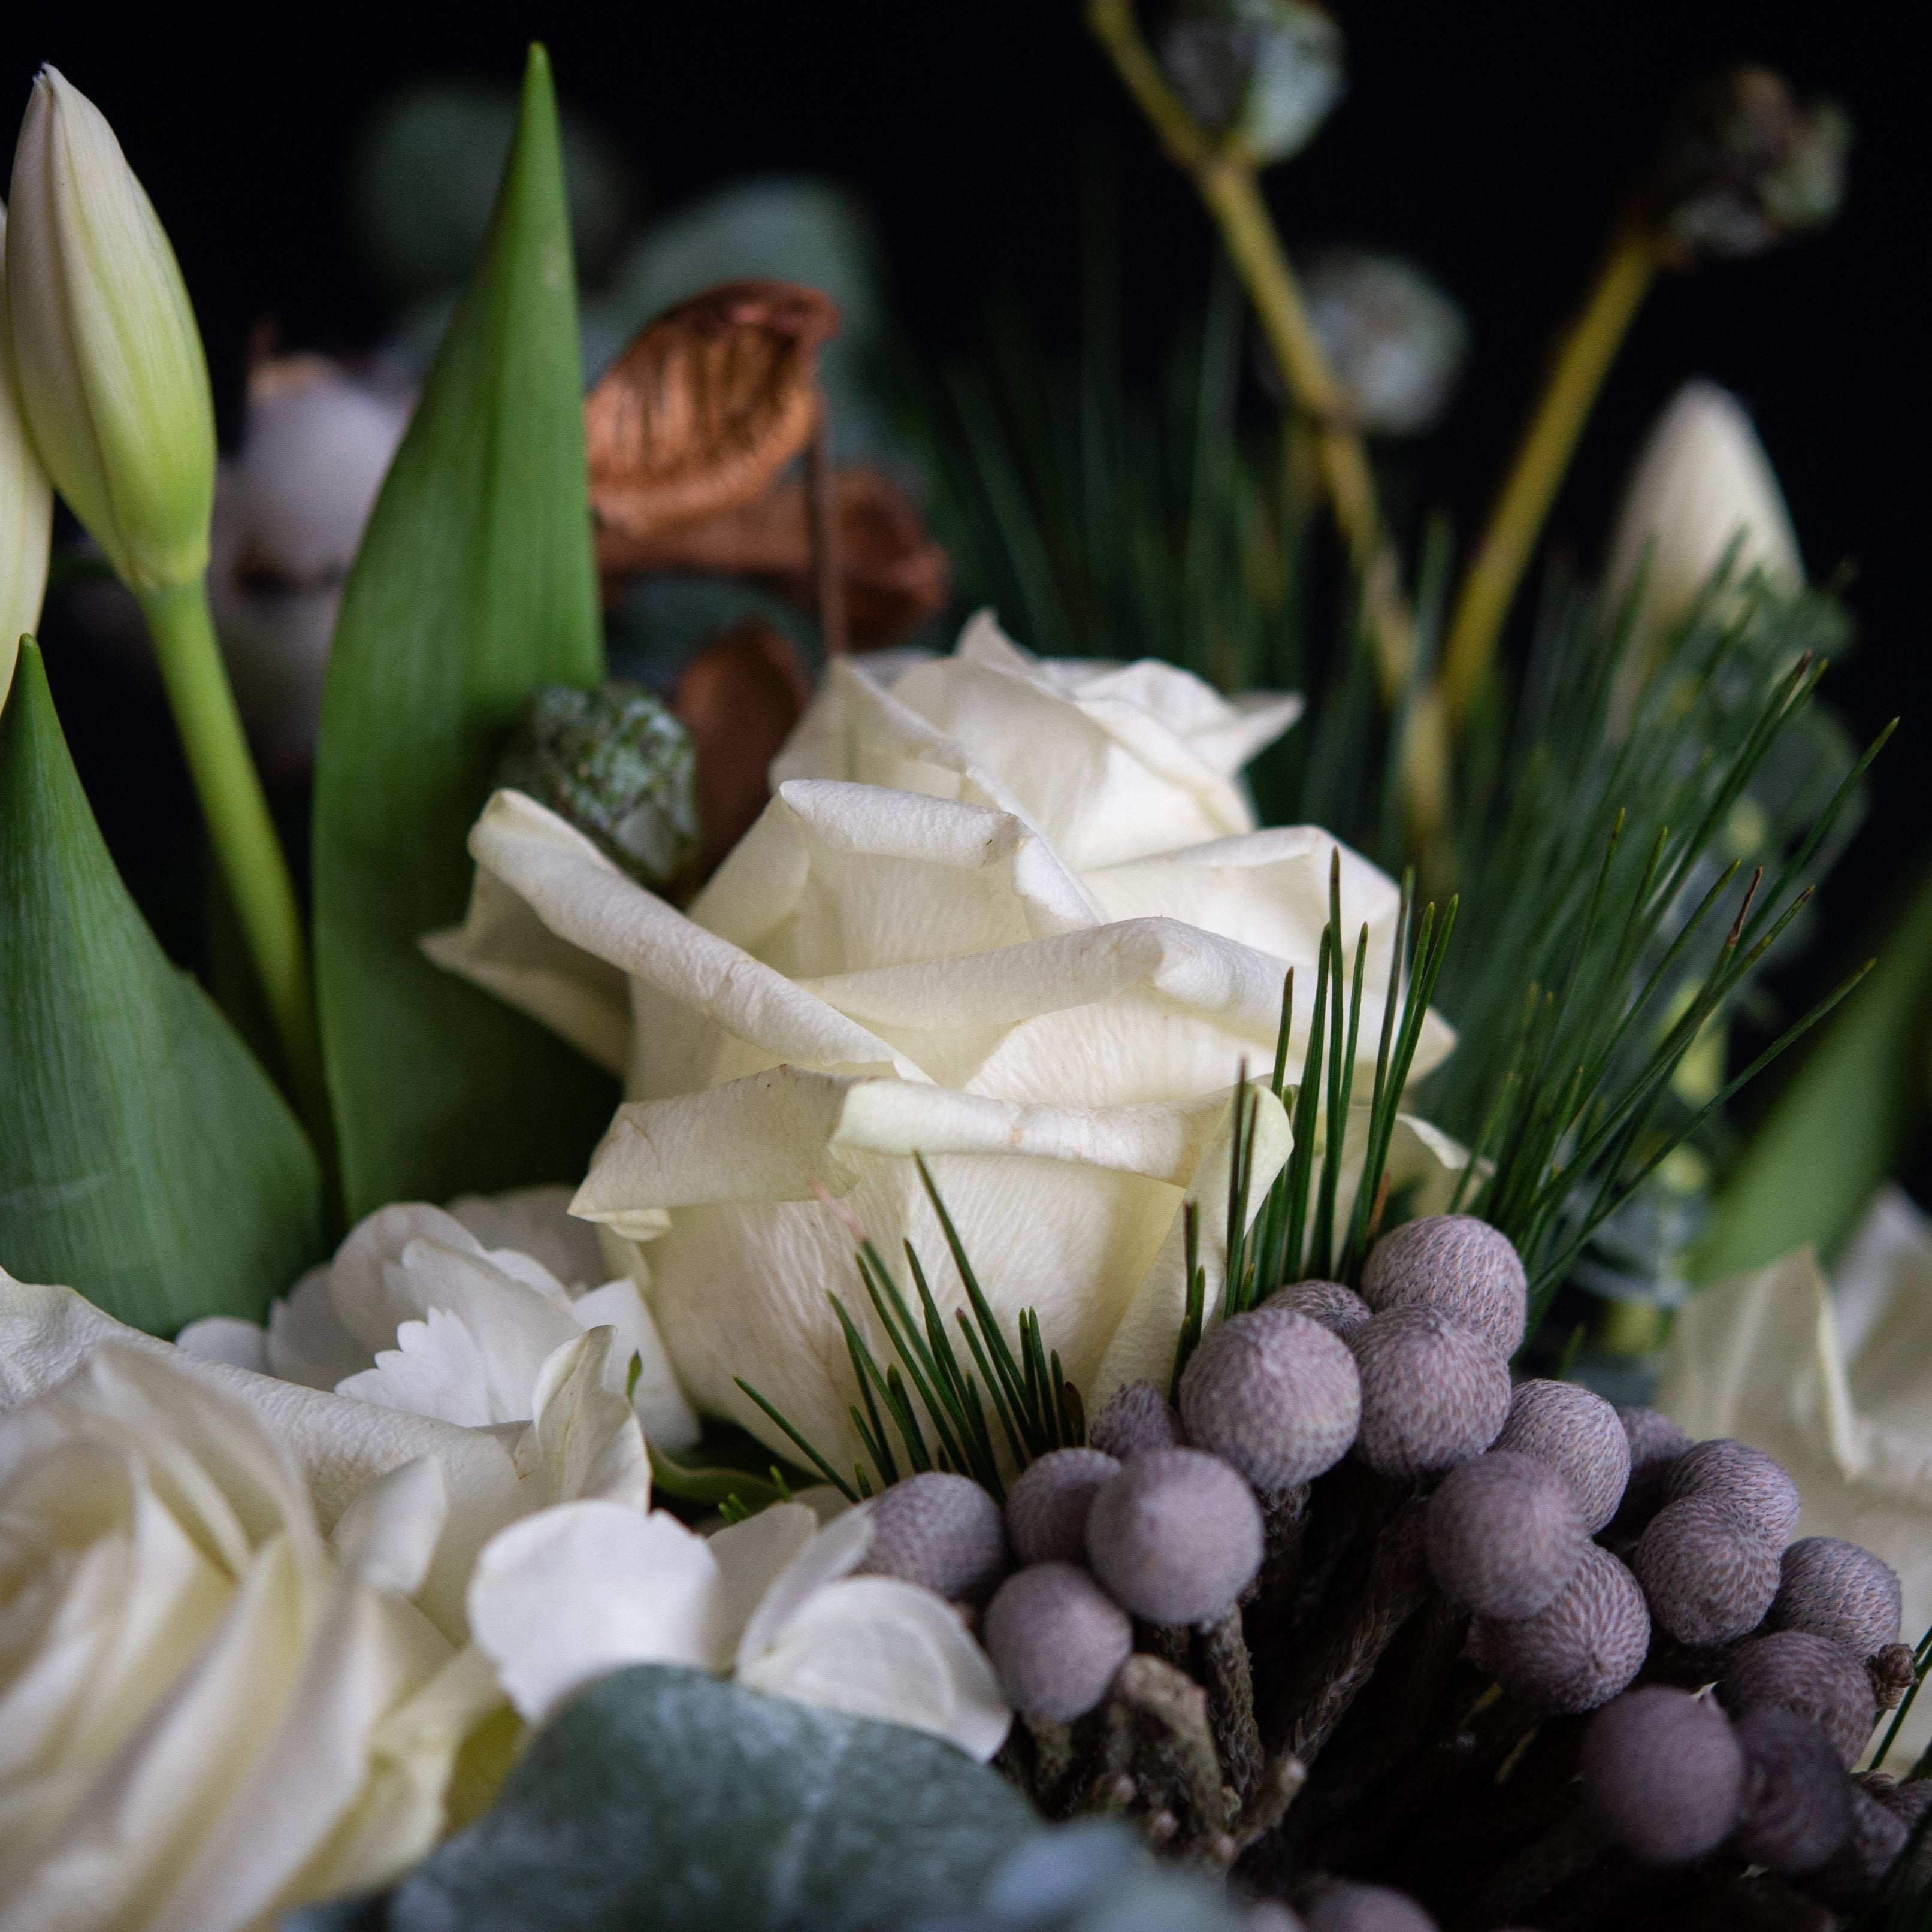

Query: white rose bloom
468,1497,1009,1761
1657,1189,1932,1768
428,616,1461,1468
177,1187,699,1451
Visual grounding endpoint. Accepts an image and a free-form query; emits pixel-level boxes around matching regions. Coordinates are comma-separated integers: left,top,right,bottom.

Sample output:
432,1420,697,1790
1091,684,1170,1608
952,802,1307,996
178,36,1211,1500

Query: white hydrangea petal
569,1280,700,1450
705,1502,820,1658
264,1267,369,1391
515,1329,649,1508
734,1506,875,1677
445,1186,607,1292
173,1318,270,1375
336,1311,495,1429
329,1455,450,1599
327,1205,484,1355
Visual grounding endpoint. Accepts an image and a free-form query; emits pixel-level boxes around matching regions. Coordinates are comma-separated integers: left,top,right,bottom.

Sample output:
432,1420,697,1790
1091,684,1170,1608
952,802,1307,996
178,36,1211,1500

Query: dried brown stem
1109,1653,1234,1856
1202,1603,1263,1801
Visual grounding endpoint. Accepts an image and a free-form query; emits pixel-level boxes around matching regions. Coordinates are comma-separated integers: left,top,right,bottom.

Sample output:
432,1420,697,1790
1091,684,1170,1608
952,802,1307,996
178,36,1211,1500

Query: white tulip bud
1604,380,1801,642
4,68,215,593
1,200,53,702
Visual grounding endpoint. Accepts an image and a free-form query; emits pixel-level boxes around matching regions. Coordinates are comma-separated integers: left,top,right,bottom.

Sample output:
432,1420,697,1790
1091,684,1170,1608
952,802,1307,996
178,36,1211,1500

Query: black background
5,1,1924,1050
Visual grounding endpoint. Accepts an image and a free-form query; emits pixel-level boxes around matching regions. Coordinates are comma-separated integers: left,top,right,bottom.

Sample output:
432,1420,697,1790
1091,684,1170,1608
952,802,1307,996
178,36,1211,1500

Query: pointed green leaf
0,643,321,1331
314,44,615,1218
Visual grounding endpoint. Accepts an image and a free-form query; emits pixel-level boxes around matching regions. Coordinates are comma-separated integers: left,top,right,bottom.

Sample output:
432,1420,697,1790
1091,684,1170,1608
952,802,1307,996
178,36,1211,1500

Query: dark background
5,0,1924,1054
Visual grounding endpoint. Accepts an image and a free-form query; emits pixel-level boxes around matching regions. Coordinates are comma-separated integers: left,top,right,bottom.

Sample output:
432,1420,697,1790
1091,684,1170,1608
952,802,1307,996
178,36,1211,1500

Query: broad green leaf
314,43,615,1219
334,1665,1035,1932
1695,856,1932,1281
0,643,321,1330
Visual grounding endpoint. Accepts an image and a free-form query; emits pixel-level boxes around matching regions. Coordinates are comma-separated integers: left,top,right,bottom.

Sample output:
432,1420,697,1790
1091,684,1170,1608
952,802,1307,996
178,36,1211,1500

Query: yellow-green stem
1441,225,1661,724
137,578,328,1145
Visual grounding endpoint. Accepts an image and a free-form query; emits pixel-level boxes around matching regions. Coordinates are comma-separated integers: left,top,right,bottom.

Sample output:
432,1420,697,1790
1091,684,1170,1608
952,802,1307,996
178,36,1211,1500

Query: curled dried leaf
585,280,840,541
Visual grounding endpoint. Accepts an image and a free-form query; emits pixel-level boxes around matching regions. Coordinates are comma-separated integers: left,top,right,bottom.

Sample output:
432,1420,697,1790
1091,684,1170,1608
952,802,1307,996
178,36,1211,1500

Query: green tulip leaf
0,643,321,1330
314,43,615,1219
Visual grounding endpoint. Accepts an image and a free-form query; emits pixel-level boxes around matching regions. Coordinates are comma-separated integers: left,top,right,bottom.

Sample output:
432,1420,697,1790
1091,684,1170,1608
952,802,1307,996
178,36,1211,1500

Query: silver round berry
1361,1214,1527,1354
1350,1308,1511,1477
1474,1544,1650,1714
1180,1308,1361,1493
1005,1448,1120,1567
1426,1452,1587,1620
1728,1705,1856,1873
1631,1495,1783,1647
1614,1405,1691,1526
982,1562,1133,1721
1266,1279,1372,1338
1720,1630,1880,1769
1767,1537,1903,1658
1086,1448,1264,1626
1304,1881,1438,1932
1088,1379,1184,1461
858,1471,1008,1604
1581,1686,1745,1863
1495,1379,1631,1534
1664,1438,1801,1543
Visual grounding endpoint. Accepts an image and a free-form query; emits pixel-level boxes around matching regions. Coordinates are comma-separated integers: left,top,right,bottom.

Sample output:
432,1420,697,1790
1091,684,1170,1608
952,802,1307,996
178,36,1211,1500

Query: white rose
1656,1188,1932,1768
428,616,1459,1469
177,1188,699,1450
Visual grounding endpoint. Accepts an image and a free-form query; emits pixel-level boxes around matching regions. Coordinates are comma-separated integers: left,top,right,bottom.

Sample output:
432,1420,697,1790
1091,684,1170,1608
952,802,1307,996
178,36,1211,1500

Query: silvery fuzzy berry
982,1562,1133,1722
1495,1378,1631,1534
1350,1308,1511,1477
1728,1706,1856,1873
858,1471,1008,1605
1303,1881,1438,1932
1473,1543,1650,1714
1425,1451,1587,1620
1631,1494,1783,1646
1580,1686,1745,1864
1086,1448,1264,1626
1179,1307,1361,1493
1615,1405,1692,1526
1665,1438,1802,1543
1767,1537,1903,1658
1721,1630,1880,1769
1361,1214,1527,1354
1266,1278,1372,1339
1804,1784,1911,1910
1005,1448,1120,1567
1088,1380,1184,1461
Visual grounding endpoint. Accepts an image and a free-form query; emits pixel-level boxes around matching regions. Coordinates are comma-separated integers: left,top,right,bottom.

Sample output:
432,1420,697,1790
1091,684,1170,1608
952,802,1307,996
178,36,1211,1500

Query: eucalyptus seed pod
1804,1784,1910,1911
1350,1308,1511,1477
1360,1214,1527,1354
1267,1278,1371,1338
1614,1406,1692,1527
1767,1537,1903,1658
1721,1630,1880,1769
1495,1379,1630,1534
1303,1880,1438,1932
858,1471,1008,1606
1474,1544,1650,1714
982,1562,1133,1722
1665,1438,1802,1543
1426,1452,1588,1620
1580,1686,1746,1864
1088,1380,1184,1461
1086,1448,1264,1626
1179,1307,1361,1492
1728,1706,1857,1873
1631,1495,1782,1647
1005,1447,1120,1567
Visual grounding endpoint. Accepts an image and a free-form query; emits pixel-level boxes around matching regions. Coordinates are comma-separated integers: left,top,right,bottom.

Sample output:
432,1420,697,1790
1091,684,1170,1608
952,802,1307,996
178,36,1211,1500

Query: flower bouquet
4,14,1928,1932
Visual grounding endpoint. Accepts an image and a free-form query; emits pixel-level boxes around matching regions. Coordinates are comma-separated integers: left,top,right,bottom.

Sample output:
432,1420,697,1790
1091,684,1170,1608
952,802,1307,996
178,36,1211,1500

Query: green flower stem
137,577,327,1145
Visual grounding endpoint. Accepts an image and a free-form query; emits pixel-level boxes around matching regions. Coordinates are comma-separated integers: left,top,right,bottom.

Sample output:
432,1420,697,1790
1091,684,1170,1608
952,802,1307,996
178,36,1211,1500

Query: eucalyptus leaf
0,643,321,1329
302,1665,1036,1932
314,44,616,1219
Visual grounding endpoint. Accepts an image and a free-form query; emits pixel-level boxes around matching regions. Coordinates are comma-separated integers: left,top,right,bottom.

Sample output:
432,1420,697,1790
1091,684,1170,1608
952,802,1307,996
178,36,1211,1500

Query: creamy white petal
173,1317,270,1374
705,1502,821,1658
330,1455,451,1599
326,1204,486,1356
569,1278,701,1450
733,1506,875,1676
337,1310,495,1428
265,1266,368,1391
513,1328,650,1509
446,1186,608,1292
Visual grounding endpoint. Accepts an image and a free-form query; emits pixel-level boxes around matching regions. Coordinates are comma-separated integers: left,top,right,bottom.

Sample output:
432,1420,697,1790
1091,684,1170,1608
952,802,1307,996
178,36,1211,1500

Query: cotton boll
1179,1307,1360,1492
1005,1449,1120,1567
1361,1215,1527,1354
1303,1880,1439,1931
1426,1452,1588,1620
1086,1449,1263,1626
1266,1279,1372,1338
1665,1438,1802,1543
1767,1538,1904,1658
858,1472,1009,1606
1721,1631,1880,1769
983,1562,1133,1721
1614,1405,1691,1528
1089,1380,1185,1460
1475,1544,1650,1714
1350,1309,1511,1477
1631,1495,1783,1647
1728,1706,1856,1873
1581,1686,1746,1863
1494,1379,1630,1534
